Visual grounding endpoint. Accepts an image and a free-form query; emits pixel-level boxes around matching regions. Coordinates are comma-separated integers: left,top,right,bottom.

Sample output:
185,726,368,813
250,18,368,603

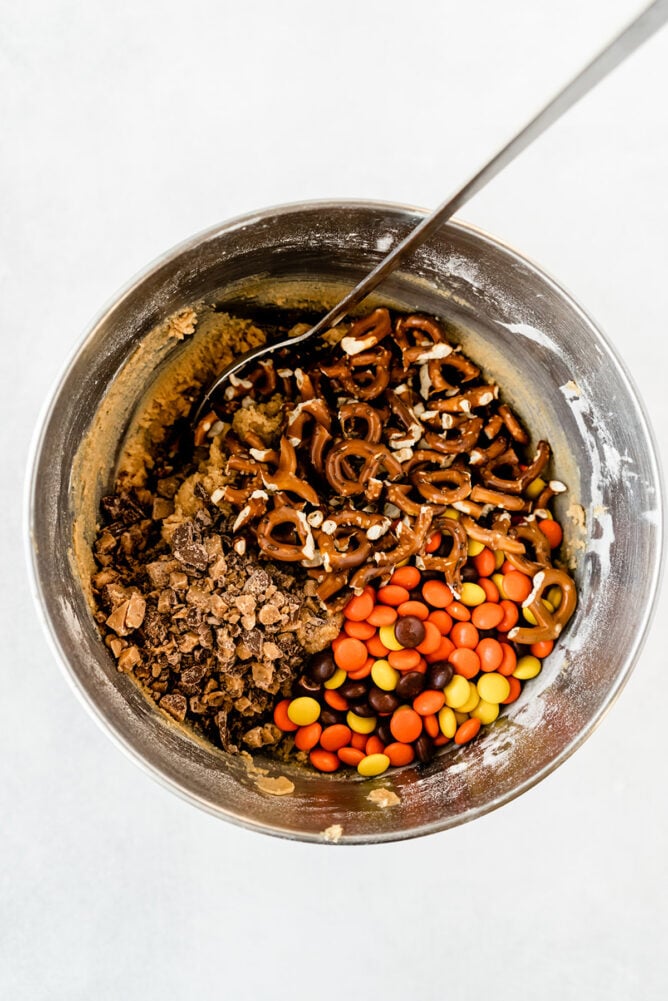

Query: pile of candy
273,523,571,775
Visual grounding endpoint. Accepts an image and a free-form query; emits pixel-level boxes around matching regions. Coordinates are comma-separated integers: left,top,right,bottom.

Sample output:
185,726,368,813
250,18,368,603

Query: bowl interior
29,202,662,842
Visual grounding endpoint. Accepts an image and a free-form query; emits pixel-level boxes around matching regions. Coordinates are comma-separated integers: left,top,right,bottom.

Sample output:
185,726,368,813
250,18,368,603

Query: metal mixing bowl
27,201,663,843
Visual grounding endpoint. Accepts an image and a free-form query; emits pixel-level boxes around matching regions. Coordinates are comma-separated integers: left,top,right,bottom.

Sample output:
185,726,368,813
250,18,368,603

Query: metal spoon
196,0,667,421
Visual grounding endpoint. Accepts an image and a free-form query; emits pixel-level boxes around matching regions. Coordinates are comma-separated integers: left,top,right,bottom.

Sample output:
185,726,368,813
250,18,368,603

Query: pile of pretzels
202,308,575,628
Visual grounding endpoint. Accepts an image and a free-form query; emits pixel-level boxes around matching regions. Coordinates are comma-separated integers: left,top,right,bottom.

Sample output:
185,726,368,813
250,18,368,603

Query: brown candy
394,615,426,649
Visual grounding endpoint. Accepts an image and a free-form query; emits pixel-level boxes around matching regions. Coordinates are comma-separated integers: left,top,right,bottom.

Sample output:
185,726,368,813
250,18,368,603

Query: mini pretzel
459,514,526,555
505,519,552,576
498,404,529,445
340,307,392,355
422,417,483,455
468,435,509,466
427,352,480,393
321,346,392,401
384,482,426,517
508,568,577,644
421,517,468,592
482,440,551,495
470,485,530,513
412,467,472,505
232,490,269,531
316,510,389,572
394,314,451,366
286,399,332,443
385,390,424,449
309,423,332,475
430,385,499,413
324,439,402,497
350,506,434,590
339,401,384,443
256,505,315,562
261,437,320,506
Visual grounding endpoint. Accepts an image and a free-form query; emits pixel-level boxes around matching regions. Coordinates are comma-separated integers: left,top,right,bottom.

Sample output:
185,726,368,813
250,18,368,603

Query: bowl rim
24,198,666,843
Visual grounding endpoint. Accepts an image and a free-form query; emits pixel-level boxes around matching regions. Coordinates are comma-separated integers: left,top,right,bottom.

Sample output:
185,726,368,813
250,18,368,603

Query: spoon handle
196,0,667,419
303,0,668,339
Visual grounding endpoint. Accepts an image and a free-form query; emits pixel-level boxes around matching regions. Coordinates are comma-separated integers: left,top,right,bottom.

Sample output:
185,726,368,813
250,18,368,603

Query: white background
2,1,667,998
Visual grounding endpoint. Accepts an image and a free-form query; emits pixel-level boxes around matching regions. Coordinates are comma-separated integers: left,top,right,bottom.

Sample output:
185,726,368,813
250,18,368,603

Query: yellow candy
379,624,404,652
525,476,547,500
547,585,562,609
357,753,390,777
467,539,485,557
438,706,457,738
371,659,399,692
287,697,321,726
347,710,377,734
492,572,507,599
458,681,480,714
513,655,542,680
324,668,346,690
444,675,471,709
471,699,500,724
460,582,486,607
454,710,469,725
523,599,554,626
477,673,511,704
493,550,505,570
444,507,460,521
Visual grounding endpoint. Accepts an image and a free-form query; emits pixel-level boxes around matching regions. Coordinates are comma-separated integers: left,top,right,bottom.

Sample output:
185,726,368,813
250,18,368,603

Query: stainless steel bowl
27,201,663,843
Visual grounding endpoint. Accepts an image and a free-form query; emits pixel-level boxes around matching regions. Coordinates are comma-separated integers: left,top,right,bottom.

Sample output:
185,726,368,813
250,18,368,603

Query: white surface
2,1,667,998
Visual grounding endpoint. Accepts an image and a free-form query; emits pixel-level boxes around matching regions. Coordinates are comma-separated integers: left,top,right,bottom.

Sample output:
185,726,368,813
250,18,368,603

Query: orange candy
454,717,481,745
347,657,374,680
422,580,453,608
334,637,368,672
478,577,500,603
472,547,496,577
384,742,415,766
449,647,480,679
397,600,430,620
451,621,479,650
497,642,518,677
388,648,422,671
477,637,504,672
273,698,299,732
390,706,423,743
343,620,376,640
423,713,440,738
497,599,519,632
390,566,421,590
428,610,453,635
413,690,446,716
503,571,532,603
350,732,368,750
366,605,397,627
448,601,471,621
294,722,323,751
539,519,563,548
337,746,366,767
416,620,442,655
320,724,352,752
377,584,410,606
366,635,391,658
531,640,554,658
343,591,375,622
425,636,455,664
501,675,522,704
425,531,442,553
309,749,340,772
366,735,385,756
324,689,348,712
471,602,504,630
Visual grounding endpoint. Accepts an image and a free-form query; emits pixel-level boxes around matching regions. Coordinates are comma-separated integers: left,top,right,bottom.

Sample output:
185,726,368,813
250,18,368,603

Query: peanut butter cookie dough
89,306,341,754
